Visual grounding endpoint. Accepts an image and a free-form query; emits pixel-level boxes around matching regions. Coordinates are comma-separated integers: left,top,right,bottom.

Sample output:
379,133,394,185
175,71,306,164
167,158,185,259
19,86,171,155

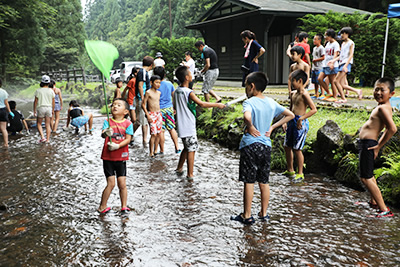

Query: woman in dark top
66,100,93,134
241,30,266,86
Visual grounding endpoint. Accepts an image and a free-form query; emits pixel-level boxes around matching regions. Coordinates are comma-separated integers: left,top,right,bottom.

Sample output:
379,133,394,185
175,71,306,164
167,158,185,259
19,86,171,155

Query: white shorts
129,105,135,111
37,106,52,118
202,68,219,94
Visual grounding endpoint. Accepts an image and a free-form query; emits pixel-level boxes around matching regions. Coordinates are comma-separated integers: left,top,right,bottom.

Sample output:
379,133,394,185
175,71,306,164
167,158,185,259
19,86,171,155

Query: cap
155,52,163,58
41,75,50,83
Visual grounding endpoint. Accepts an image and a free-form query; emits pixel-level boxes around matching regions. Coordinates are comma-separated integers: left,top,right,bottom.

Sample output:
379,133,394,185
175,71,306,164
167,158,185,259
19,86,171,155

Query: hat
155,52,163,58
41,75,50,83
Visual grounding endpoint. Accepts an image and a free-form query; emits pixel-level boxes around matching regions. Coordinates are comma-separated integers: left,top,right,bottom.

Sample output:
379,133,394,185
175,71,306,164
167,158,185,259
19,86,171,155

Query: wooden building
186,0,370,84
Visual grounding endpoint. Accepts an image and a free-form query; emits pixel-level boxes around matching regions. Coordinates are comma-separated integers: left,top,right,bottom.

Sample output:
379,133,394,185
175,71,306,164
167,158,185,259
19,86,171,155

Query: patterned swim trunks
71,115,89,128
160,107,176,131
148,111,162,135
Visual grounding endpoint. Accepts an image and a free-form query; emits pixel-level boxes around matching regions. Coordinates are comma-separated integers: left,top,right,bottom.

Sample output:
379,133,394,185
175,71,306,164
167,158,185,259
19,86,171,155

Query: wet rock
343,134,358,153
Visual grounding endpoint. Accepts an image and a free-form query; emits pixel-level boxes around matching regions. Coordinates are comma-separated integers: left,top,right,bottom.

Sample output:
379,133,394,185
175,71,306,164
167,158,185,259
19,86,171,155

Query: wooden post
66,68,69,83
82,67,86,85
73,68,77,83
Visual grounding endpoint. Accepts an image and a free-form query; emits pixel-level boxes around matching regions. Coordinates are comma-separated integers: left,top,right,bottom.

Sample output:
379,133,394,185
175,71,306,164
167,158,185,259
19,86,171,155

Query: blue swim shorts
284,115,309,150
311,70,321,84
338,63,352,73
323,66,338,75
71,115,89,128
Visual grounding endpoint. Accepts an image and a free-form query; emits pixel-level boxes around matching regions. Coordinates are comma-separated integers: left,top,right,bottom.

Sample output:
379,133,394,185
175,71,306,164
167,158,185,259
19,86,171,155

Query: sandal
230,213,255,225
258,212,270,221
98,207,111,214
121,207,130,214
39,138,47,143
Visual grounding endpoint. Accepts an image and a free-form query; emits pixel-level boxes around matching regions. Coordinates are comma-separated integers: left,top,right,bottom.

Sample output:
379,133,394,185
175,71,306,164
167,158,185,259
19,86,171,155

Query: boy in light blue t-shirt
231,72,294,225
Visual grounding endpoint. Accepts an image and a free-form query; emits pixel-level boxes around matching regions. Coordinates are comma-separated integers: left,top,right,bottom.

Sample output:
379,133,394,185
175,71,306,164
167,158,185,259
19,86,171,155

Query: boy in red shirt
98,98,133,214
295,32,311,66
122,68,138,125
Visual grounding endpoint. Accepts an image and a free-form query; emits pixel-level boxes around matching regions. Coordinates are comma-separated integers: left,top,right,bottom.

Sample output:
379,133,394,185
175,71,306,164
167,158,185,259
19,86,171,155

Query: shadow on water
1,108,400,266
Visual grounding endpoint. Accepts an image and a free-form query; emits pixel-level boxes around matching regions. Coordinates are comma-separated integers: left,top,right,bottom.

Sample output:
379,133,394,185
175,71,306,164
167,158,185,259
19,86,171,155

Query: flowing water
0,108,399,266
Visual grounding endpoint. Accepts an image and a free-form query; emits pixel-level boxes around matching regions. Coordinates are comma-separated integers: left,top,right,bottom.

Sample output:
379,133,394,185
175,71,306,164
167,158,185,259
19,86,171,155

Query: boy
295,32,311,66
135,56,154,146
121,67,138,126
357,77,397,217
33,75,55,143
311,34,325,99
153,66,180,154
231,71,294,224
173,65,225,179
7,101,29,134
142,75,162,157
113,77,123,99
98,98,133,214
283,70,317,182
288,46,310,95
182,51,195,89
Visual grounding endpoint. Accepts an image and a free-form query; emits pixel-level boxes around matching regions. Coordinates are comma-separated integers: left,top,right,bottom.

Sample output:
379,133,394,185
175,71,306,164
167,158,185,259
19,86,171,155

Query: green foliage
374,153,400,206
299,12,400,86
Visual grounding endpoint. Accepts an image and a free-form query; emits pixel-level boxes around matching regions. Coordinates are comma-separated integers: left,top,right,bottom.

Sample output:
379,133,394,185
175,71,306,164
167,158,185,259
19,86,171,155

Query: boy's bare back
144,89,161,112
359,103,393,140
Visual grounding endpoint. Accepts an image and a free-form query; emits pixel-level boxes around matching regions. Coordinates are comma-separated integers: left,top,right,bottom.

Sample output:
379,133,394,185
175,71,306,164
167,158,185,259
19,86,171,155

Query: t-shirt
34,87,55,108
101,118,133,161
135,68,150,100
185,58,195,78
202,46,218,69
323,41,340,68
154,58,165,67
173,86,196,138
8,110,24,132
239,96,286,149
126,77,136,105
295,42,311,64
340,39,354,65
158,81,175,109
0,88,8,109
244,40,263,67
312,45,325,71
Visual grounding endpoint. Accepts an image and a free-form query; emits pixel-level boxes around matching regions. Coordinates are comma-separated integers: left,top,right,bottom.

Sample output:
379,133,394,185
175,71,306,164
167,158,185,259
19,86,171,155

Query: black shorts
239,142,271,184
0,108,8,122
358,139,378,179
103,160,126,178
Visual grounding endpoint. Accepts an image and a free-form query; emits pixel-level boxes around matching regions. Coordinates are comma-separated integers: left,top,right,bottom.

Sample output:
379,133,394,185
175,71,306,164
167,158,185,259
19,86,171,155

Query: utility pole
169,0,172,38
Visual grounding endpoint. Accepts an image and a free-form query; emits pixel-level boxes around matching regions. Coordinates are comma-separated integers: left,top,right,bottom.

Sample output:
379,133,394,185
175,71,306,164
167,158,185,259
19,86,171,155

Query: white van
120,61,142,82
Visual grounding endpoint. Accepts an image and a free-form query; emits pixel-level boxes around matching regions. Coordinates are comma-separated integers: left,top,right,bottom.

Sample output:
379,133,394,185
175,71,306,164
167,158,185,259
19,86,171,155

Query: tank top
70,107,82,119
339,39,354,65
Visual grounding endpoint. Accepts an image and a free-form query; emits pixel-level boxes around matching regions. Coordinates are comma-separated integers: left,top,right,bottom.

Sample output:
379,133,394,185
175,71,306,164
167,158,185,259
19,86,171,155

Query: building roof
187,0,371,28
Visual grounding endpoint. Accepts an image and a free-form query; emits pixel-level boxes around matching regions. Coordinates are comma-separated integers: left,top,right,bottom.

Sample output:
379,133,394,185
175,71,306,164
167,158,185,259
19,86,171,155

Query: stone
343,134,358,153
317,120,344,149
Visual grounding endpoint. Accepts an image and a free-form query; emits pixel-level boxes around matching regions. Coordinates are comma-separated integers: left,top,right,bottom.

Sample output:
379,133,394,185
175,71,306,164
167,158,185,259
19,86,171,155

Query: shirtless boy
283,69,317,182
357,77,396,217
288,46,310,95
142,75,162,157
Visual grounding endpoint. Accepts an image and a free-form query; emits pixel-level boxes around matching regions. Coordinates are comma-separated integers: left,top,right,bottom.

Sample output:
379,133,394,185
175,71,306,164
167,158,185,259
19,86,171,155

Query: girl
240,30,266,87
50,80,63,132
66,100,94,134
333,27,362,103
121,67,138,126
0,79,13,148
317,29,341,102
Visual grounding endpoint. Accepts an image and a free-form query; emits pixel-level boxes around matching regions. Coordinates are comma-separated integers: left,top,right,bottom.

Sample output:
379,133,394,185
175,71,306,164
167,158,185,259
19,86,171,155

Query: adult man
194,41,222,102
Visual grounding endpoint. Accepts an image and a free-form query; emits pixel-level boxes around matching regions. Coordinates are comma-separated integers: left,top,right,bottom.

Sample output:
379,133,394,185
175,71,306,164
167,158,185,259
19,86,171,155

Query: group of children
288,27,362,104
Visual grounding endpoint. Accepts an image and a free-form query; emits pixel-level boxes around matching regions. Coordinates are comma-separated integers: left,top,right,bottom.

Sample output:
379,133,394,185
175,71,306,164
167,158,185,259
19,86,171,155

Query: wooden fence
41,68,102,85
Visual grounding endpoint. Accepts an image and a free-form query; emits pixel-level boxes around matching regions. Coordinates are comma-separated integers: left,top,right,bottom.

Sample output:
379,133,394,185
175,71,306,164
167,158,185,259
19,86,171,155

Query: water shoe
121,207,130,214
230,213,255,225
376,208,393,218
175,149,182,154
98,207,111,214
282,170,295,178
293,173,304,183
258,212,270,222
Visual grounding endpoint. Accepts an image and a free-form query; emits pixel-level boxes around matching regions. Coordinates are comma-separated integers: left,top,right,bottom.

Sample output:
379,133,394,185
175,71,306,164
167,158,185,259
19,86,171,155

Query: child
311,34,325,99
0,78,13,148
283,70,317,182
98,98,133,214
7,101,29,134
288,46,310,95
173,65,225,179
135,56,154,146
357,77,397,217
33,75,55,143
182,51,195,89
317,29,341,102
66,100,94,134
333,27,362,103
231,71,294,224
113,77,123,100
153,66,180,154
142,75,162,157
50,80,63,132
121,67,138,126
295,32,311,66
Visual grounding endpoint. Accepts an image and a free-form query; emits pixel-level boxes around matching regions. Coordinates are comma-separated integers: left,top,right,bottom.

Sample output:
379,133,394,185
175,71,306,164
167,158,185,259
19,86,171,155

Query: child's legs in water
88,113,94,130
99,175,116,211
259,183,270,217
117,176,127,209
149,133,157,156
45,116,52,140
243,183,254,218
187,151,195,178
293,149,304,174
37,117,45,139
52,110,60,131
284,146,294,172
176,147,187,172
360,177,388,212
0,121,8,147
